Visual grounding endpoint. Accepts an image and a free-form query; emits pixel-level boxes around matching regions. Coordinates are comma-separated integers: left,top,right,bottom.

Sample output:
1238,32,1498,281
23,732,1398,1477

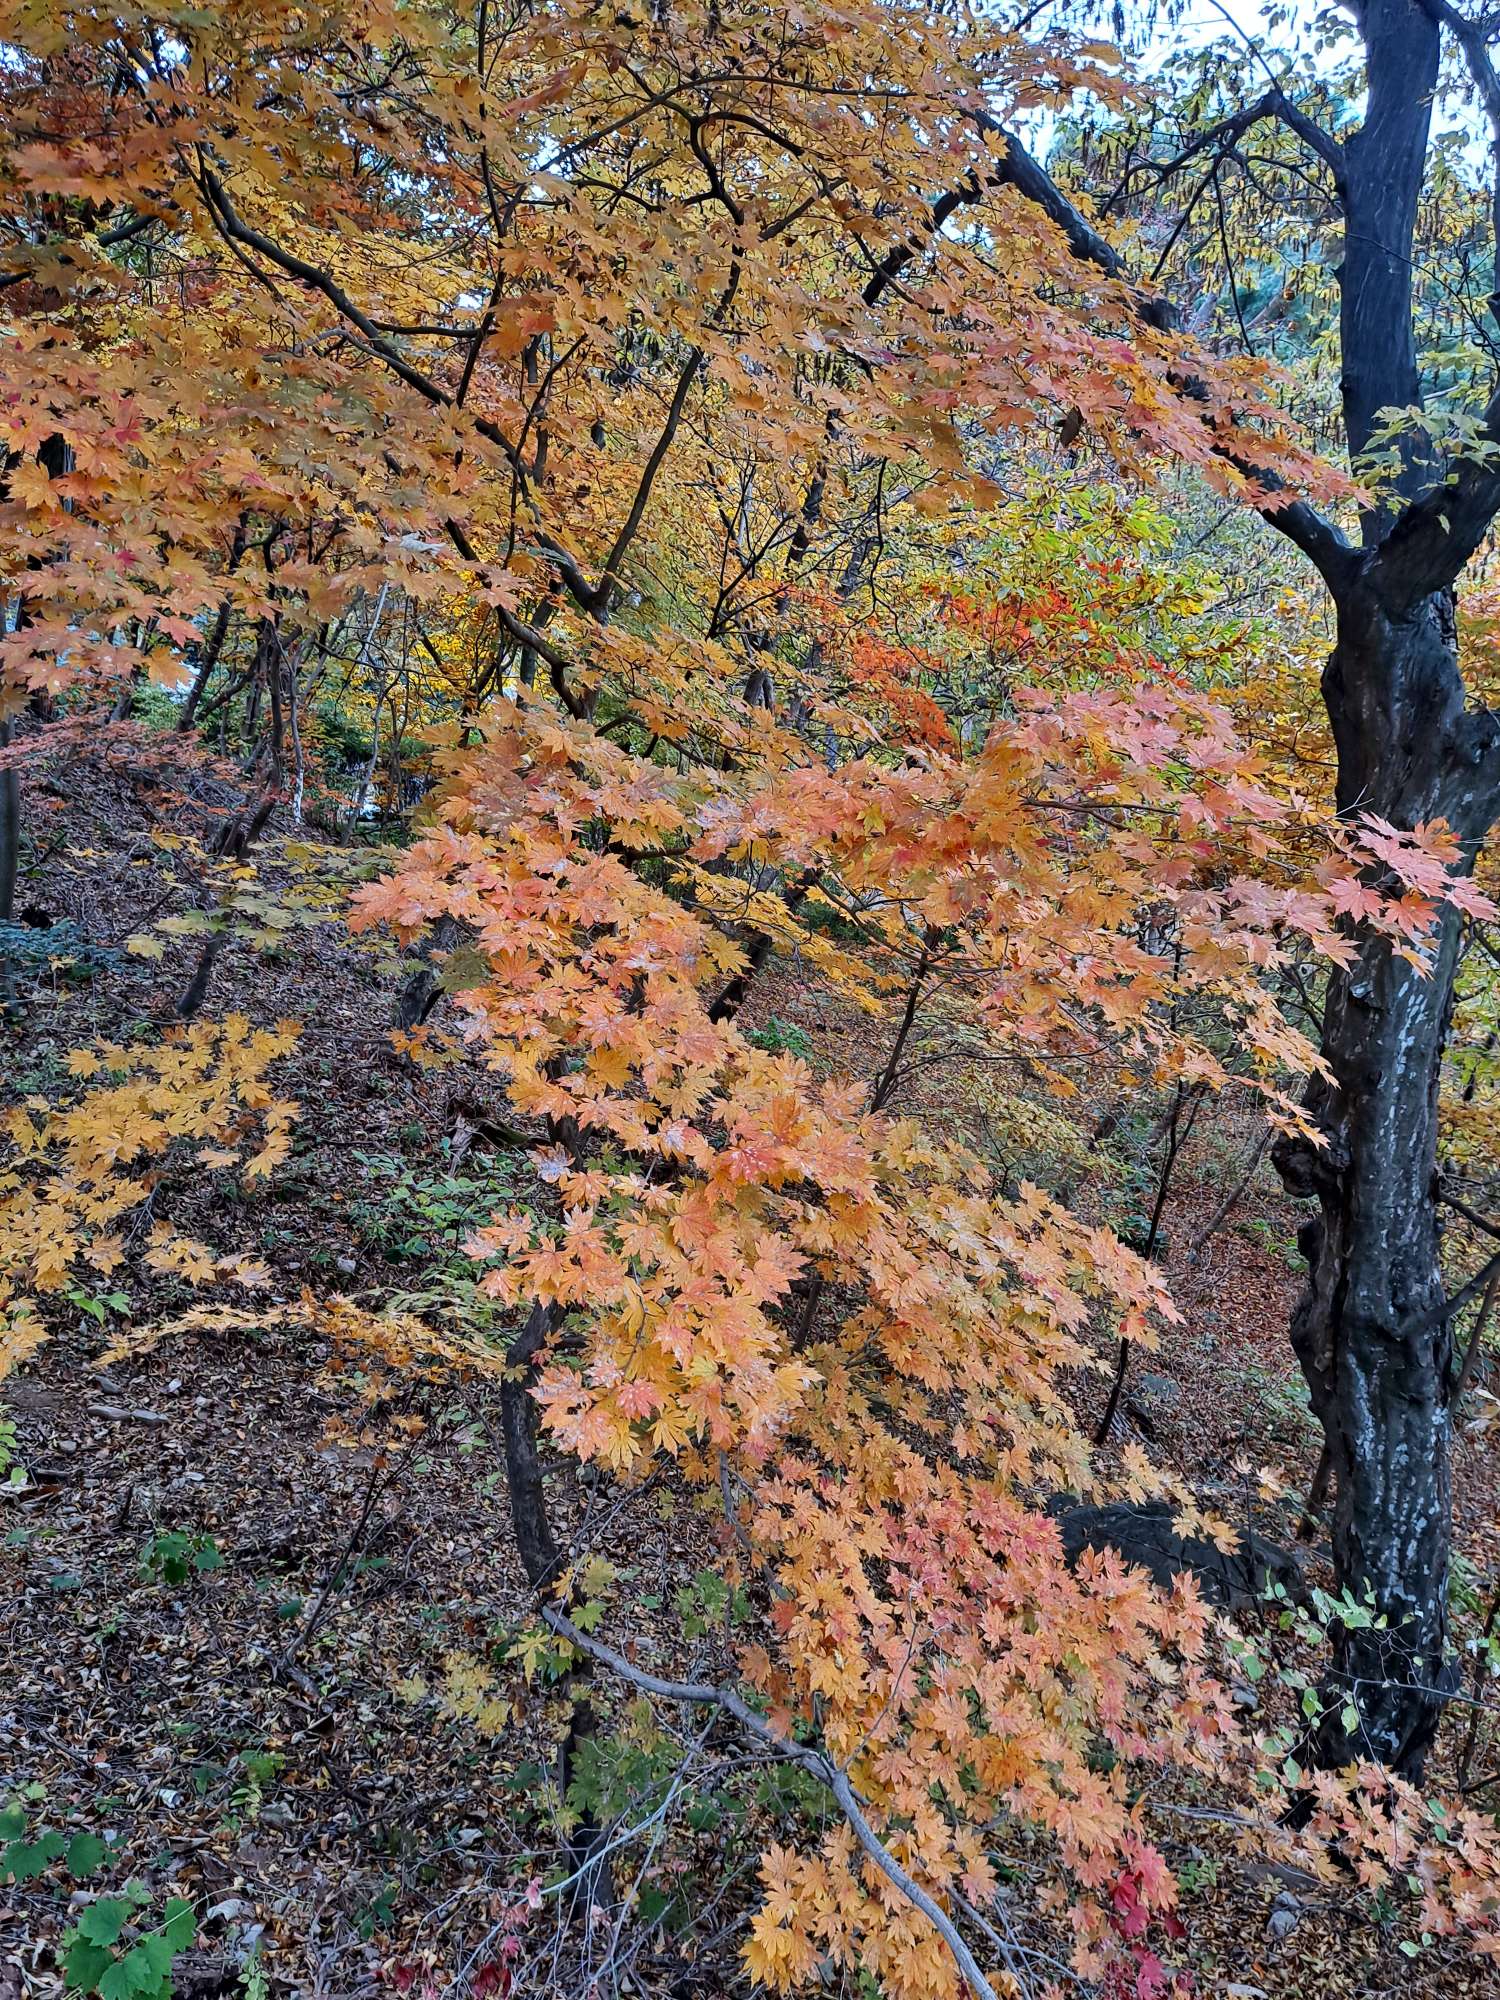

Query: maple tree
346,681,1493,1995
4,1,1500,1995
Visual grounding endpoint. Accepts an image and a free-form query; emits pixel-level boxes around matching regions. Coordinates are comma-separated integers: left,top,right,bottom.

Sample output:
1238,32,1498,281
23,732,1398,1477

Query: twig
1297,1442,1332,1544
542,1607,999,2000
1452,1265,1500,1406
1439,1190,1500,1241
278,1417,425,1678
1188,1123,1272,1263
1423,1247,1500,1335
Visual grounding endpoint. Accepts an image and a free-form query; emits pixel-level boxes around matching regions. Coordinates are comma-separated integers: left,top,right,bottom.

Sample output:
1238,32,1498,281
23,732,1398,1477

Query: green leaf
5,1828,65,1881
0,1801,26,1841
97,1960,138,2000
63,1936,115,1992
161,1898,195,1951
192,1541,223,1574
130,1934,173,1986
66,1831,108,1878
77,1897,133,1947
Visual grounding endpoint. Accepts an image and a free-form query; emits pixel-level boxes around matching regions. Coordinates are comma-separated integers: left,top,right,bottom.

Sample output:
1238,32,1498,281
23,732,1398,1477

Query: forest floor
3,734,1499,2000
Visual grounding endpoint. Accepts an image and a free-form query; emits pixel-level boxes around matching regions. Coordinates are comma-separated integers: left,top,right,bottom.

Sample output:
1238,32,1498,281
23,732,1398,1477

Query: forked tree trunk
1275,575,1500,1773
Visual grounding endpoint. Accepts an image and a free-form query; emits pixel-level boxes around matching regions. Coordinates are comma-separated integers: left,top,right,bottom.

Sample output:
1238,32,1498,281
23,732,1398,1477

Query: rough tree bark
996,0,1500,1773
1276,565,1500,1772
1259,0,1500,1774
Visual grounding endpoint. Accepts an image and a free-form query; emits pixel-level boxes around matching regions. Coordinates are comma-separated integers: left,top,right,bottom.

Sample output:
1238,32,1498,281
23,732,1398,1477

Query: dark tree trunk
1,435,71,998
263,618,287,792
499,1296,608,1893
1261,0,1500,1777
178,516,249,735
392,912,462,1031
983,0,1500,1785
1339,0,1438,511
0,716,16,927
500,1301,564,1593
1275,573,1500,1773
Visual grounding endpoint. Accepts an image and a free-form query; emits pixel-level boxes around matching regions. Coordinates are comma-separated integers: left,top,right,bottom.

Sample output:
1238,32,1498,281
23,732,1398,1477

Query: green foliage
138,1530,223,1587
347,1147,528,1266
1176,1854,1220,1896
976,1089,1095,1198
1,1794,109,1887
63,1887,195,2000
65,1287,130,1327
1,1816,65,1885
124,838,378,967
675,1567,752,1641
357,1880,398,1940
0,1409,24,1491
746,1016,813,1060
1235,1213,1306,1271
1242,1357,1318,1442
507,1624,576,1686
228,1748,285,1824
1096,1105,1162,1249
0,919,122,988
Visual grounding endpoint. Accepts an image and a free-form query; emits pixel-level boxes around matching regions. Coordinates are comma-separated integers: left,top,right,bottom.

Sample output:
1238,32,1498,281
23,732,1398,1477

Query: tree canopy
4,4,1500,1998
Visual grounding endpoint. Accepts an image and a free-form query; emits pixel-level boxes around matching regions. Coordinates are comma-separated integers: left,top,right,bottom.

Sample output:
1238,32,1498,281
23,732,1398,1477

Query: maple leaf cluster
347,683,1493,1989
2,0,1497,1987
0,1016,298,1384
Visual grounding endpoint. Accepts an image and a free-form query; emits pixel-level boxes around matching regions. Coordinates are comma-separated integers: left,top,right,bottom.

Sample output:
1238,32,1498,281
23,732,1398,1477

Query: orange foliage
349,690,1491,1990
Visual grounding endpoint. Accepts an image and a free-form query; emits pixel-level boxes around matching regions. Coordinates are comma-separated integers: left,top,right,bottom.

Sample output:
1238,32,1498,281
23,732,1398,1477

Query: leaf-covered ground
4,738,1498,2000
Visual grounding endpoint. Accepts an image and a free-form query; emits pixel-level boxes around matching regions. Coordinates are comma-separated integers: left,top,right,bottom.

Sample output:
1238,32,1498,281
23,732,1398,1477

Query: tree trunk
0,716,16,926
178,516,249,733
1274,575,1498,1775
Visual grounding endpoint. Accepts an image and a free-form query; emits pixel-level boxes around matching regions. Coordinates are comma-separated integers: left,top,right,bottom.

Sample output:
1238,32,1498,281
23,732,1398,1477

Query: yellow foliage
0,1016,298,1382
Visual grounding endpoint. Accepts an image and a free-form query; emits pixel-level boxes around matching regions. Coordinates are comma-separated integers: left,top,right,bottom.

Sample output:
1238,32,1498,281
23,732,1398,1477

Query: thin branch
1451,1263,1500,1402
979,122,1354,587
542,1607,1000,2000
196,162,529,486
1422,1246,1500,1334
1103,85,1345,213
1439,1189,1500,1240
595,348,705,611
1188,1123,1273,1262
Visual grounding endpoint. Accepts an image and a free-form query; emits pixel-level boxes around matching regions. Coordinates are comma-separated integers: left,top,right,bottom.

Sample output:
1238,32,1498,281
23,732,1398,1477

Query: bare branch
595,348,705,611
1103,86,1345,211
985,123,1354,586
542,1606,1002,2000
1419,0,1500,317
195,161,530,486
